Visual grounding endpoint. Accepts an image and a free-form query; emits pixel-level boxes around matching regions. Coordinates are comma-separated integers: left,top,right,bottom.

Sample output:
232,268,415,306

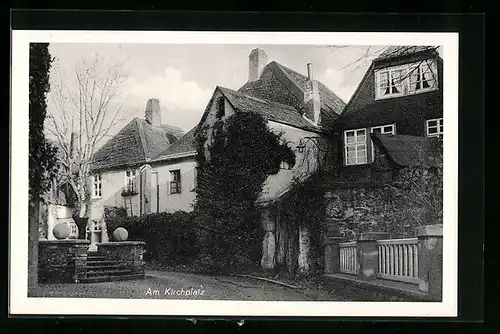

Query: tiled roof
238,61,345,127
374,46,438,62
153,125,197,161
91,118,184,171
218,86,320,132
274,62,346,116
371,133,442,168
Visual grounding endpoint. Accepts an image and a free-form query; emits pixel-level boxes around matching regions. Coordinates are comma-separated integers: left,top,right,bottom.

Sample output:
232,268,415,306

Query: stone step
86,260,119,266
79,273,144,283
86,269,134,277
85,263,126,270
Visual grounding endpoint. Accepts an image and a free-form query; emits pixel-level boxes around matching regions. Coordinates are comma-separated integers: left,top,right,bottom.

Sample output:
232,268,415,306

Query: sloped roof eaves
371,133,441,168
153,126,198,160
374,46,438,62
91,117,184,171
218,87,321,132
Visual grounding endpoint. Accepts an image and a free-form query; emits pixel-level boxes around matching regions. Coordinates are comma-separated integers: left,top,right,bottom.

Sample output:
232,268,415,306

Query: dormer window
375,58,438,100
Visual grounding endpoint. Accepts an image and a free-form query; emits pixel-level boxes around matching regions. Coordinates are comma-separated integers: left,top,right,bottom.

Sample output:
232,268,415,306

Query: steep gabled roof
374,46,438,62
91,117,184,171
371,133,442,168
153,125,197,161
274,62,346,115
238,61,346,127
218,86,320,132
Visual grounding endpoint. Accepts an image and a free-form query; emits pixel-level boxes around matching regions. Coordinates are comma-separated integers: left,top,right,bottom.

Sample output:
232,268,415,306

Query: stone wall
38,239,89,283
324,184,427,241
97,241,146,276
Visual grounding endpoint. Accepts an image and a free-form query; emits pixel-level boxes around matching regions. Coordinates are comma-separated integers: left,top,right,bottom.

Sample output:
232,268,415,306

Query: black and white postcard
10,30,459,317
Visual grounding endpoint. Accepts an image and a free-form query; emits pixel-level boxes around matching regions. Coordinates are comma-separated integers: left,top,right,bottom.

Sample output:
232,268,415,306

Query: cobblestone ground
29,270,348,301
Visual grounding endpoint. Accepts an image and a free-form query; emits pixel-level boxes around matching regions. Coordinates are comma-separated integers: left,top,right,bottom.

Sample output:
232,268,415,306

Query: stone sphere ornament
113,227,128,241
53,223,71,240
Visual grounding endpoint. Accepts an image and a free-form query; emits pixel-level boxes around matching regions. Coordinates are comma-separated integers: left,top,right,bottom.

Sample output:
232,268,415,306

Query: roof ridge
218,86,298,111
271,61,305,94
134,118,149,161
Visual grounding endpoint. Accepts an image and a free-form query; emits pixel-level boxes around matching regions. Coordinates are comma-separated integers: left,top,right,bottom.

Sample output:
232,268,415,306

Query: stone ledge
39,239,90,245
97,241,146,246
324,273,430,302
417,224,443,237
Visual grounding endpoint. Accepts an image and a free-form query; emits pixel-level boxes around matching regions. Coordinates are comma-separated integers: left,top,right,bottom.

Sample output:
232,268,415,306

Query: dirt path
29,270,347,301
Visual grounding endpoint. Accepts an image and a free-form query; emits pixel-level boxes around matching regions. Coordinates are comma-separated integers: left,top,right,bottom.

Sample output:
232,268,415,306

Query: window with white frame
426,118,443,137
409,60,437,92
125,169,137,192
91,174,102,198
375,58,438,99
344,129,367,165
169,170,181,194
370,124,396,161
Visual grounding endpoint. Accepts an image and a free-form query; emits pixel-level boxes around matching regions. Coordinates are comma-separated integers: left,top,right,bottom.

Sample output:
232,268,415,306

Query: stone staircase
80,251,143,283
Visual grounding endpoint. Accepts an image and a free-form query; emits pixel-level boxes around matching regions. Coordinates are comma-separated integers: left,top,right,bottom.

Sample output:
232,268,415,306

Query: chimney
145,98,161,126
248,48,268,82
304,63,321,125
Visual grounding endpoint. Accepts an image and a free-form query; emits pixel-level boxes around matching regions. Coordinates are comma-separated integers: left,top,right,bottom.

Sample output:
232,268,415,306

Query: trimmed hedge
103,207,198,266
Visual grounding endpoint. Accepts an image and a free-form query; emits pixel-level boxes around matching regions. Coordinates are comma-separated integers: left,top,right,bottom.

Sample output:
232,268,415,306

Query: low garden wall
38,239,89,283
323,224,443,301
97,241,146,277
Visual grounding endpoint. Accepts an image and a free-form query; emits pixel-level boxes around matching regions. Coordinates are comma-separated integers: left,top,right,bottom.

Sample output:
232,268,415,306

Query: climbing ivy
193,110,295,274
29,43,58,202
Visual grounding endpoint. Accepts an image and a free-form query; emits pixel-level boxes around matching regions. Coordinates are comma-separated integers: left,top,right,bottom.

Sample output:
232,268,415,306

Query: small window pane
357,135,366,143
372,128,381,133
384,126,393,133
356,129,365,136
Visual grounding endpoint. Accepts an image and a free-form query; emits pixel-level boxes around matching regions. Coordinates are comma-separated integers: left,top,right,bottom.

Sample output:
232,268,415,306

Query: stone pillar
88,221,98,252
417,224,443,301
323,236,344,274
260,208,276,270
46,203,57,240
297,226,310,273
101,220,109,243
356,232,390,280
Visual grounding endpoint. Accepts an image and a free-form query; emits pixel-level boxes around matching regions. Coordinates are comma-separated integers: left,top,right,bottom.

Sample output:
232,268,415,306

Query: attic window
375,58,438,99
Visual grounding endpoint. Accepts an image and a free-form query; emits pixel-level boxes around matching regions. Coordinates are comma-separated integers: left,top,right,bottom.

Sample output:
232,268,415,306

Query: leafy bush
103,207,198,265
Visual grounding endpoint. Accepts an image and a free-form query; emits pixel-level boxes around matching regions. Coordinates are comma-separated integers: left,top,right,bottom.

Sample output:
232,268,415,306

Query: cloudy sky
46,43,405,138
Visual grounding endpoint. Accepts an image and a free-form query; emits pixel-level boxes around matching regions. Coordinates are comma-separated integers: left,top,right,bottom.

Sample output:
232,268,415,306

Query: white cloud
318,67,357,104
125,67,213,131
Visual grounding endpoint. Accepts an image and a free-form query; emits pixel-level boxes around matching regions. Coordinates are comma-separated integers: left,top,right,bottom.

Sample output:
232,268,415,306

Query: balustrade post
417,224,443,301
356,232,390,280
323,236,344,274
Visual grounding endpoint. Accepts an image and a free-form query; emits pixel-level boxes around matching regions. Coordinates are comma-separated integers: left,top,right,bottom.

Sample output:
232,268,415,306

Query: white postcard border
10,30,459,317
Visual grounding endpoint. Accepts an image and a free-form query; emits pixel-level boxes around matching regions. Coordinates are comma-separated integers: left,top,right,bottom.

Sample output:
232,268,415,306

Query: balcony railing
339,241,357,275
377,238,419,284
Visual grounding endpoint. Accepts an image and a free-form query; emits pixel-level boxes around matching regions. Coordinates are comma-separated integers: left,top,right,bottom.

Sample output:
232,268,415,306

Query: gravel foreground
29,270,348,301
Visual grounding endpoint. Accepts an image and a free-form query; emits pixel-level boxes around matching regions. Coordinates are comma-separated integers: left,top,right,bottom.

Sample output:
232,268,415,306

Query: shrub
103,207,198,266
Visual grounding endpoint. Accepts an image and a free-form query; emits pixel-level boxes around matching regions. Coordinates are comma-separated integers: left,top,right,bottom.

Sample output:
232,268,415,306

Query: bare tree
45,54,129,235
